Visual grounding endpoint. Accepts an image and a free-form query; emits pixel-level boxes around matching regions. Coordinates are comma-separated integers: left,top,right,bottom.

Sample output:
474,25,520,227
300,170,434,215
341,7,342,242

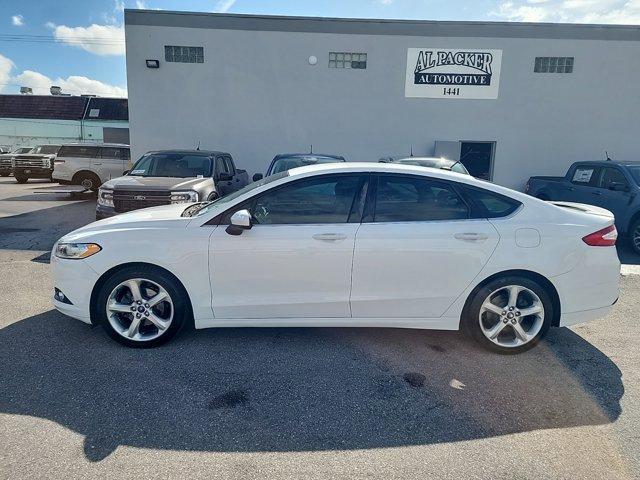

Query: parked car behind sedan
380,156,470,175
52,143,131,191
12,144,61,183
52,162,619,354
0,146,33,177
526,160,640,253
96,150,249,219
253,153,345,181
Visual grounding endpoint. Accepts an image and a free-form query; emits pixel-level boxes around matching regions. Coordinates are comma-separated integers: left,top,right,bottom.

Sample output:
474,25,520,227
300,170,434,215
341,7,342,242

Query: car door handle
592,191,603,196
454,232,489,242
94,162,102,165
313,233,347,242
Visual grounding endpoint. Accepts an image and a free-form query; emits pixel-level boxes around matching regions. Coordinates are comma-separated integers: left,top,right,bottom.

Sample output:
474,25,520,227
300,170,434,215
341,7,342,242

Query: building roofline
124,9,640,41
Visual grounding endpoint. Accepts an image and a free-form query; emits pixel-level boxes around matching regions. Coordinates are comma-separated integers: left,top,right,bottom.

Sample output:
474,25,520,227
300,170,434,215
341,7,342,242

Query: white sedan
51,163,620,353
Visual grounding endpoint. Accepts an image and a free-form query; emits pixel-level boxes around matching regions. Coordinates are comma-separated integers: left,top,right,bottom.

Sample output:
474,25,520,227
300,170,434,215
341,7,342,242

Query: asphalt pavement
0,177,639,480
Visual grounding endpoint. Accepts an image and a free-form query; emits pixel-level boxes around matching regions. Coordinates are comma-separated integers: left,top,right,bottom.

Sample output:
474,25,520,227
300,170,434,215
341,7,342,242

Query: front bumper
96,204,118,220
13,167,53,178
50,252,100,324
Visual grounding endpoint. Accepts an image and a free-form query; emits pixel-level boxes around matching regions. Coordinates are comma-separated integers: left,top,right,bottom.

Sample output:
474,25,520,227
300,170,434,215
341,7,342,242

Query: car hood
102,176,212,191
59,203,193,243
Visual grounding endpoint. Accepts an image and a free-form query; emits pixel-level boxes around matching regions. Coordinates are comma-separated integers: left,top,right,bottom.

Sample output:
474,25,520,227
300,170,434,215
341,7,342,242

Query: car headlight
170,190,198,204
54,243,102,259
98,188,114,207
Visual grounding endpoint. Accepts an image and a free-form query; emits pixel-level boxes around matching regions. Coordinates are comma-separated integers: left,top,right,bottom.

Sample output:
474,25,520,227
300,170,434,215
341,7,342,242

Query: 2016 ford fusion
51,163,620,353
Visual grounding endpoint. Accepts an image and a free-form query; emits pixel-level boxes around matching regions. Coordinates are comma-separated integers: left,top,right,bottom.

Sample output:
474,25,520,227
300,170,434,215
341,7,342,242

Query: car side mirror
609,182,629,192
218,172,233,182
226,209,252,236
123,170,130,175
253,173,263,182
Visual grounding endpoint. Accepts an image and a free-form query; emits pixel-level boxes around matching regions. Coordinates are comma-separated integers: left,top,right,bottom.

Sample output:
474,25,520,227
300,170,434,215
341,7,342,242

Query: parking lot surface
1,178,639,480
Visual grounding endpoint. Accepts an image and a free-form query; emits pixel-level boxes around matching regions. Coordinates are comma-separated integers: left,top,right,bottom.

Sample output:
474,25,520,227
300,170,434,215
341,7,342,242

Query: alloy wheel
478,285,545,348
106,278,174,342
633,225,640,252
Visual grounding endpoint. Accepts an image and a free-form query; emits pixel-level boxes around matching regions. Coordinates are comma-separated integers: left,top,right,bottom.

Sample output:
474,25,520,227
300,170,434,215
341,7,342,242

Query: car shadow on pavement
0,311,623,462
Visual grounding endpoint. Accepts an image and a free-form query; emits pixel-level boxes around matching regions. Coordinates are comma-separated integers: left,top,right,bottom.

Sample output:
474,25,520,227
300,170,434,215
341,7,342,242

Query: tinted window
461,185,522,218
598,167,628,189
571,166,599,187
223,156,234,174
129,153,212,178
627,166,640,185
216,157,230,176
373,175,469,222
58,146,98,158
451,162,470,174
249,174,363,225
98,147,122,159
33,145,60,155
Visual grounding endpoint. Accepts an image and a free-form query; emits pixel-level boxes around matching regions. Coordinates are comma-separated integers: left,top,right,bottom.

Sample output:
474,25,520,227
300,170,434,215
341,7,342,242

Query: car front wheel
462,275,553,354
95,266,190,347
629,218,640,255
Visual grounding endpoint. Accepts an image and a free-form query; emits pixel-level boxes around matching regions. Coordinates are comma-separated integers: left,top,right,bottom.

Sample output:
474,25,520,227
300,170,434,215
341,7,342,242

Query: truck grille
113,190,172,213
0,158,11,169
14,158,48,168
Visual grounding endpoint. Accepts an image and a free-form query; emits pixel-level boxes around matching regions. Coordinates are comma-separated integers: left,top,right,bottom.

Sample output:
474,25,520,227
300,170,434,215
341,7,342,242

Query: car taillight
582,225,618,246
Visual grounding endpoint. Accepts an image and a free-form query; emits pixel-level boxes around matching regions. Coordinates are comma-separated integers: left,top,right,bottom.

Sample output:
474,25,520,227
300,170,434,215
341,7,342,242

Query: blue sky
0,0,638,97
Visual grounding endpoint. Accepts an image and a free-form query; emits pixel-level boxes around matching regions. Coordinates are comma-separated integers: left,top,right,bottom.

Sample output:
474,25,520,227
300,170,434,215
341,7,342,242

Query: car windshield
271,156,344,174
188,171,290,217
32,145,60,155
12,147,33,154
627,165,640,185
129,153,213,178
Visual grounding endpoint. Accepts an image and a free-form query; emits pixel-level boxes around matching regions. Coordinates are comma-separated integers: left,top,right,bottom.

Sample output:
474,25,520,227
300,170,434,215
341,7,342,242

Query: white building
125,9,640,189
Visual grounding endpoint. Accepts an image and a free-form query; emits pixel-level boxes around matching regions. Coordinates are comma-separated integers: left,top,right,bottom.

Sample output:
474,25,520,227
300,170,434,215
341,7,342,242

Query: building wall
0,118,129,148
125,19,640,189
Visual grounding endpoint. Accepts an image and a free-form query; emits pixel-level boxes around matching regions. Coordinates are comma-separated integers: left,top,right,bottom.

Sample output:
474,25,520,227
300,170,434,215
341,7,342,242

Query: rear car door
93,147,125,182
350,174,500,319
209,173,367,319
594,166,633,225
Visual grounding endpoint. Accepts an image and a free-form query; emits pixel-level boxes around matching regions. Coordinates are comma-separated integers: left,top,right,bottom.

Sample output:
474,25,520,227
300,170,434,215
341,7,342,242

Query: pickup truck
252,153,346,181
526,160,640,253
0,146,33,176
96,149,248,219
12,144,61,183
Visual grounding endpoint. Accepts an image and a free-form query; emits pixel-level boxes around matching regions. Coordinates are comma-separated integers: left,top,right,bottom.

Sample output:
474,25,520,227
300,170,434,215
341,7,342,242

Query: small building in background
0,95,129,148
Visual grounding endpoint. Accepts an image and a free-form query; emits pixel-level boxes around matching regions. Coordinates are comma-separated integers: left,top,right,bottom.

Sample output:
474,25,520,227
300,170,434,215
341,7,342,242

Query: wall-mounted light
308,55,318,66
146,59,160,69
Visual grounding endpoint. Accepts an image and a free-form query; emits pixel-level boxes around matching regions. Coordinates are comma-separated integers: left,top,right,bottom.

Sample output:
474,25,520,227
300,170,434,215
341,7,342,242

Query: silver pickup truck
96,149,249,219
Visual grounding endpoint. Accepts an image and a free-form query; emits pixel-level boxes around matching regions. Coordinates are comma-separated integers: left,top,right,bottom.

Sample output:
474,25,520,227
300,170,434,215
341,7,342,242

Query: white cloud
213,0,236,13
136,0,148,8
493,0,640,23
48,23,125,56
378,0,395,4
0,54,15,89
114,0,125,13
11,14,24,26
0,54,126,97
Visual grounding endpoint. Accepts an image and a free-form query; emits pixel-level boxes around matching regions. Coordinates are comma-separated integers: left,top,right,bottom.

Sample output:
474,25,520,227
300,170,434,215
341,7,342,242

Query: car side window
58,146,98,159
223,156,235,174
598,167,629,190
98,147,122,159
460,185,522,218
246,174,364,225
571,166,600,187
373,174,469,222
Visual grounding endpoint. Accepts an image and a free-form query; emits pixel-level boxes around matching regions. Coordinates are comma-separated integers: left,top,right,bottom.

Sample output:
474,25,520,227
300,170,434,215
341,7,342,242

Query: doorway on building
459,141,495,181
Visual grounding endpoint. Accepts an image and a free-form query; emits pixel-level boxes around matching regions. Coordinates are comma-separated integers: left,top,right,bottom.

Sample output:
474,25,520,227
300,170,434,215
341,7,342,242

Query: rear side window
461,185,522,218
373,174,469,222
598,167,629,189
58,146,98,158
98,147,122,159
571,166,599,187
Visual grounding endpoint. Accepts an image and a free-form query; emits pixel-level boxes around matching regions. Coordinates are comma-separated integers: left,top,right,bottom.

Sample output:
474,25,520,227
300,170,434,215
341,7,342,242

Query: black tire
461,275,553,354
0,172,9,177
15,175,28,184
629,218,640,255
74,172,101,192
95,265,190,348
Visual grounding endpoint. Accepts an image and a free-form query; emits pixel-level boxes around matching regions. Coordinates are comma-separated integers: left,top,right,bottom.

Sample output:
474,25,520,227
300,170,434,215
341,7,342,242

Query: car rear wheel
462,275,553,354
14,175,28,184
74,172,101,192
95,266,189,347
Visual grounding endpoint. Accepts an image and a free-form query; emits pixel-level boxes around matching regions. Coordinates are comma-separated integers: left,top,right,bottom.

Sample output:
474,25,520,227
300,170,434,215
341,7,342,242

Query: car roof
273,153,345,160
394,156,457,164
144,149,228,156
60,142,130,148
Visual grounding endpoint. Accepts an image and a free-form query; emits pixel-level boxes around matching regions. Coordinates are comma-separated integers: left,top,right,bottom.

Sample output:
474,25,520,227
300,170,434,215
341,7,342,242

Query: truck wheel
0,172,9,177
630,218,640,255
15,175,28,184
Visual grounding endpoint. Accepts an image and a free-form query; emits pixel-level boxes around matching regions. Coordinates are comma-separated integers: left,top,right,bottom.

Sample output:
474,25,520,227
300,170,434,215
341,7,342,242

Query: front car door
351,173,500,319
209,173,367,319
594,166,633,228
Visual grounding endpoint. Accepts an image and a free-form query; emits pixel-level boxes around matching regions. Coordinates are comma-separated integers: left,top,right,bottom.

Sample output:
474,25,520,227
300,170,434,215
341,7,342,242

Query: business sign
405,48,502,99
